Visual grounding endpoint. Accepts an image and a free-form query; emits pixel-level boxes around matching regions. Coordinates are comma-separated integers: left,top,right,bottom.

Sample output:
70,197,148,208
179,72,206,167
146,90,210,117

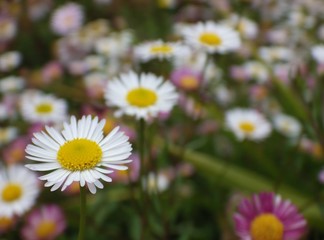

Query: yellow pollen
199,32,222,46
150,44,173,54
250,214,284,240
180,76,199,90
239,121,256,133
2,183,22,202
36,103,53,114
57,139,102,171
36,220,56,238
126,88,157,108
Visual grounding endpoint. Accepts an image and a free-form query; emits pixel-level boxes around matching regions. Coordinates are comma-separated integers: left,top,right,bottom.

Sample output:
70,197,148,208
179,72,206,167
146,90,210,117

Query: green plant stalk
78,186,86,240
165,141,324,230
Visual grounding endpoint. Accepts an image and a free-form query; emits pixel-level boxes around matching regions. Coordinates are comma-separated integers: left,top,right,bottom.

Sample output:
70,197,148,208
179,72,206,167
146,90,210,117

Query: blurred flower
0,76,25,93
3,136,29,165
318,169,324,184
21,205,66,240
83,72,108,99
84,55,105,71
134,40,190,62
222,14,258,39
233,192,307,240
20,91,68,124
243,61,269,83
0,15,16,43
0,215,15,234
105,71,178,120
266,28,289,45
143,172,170,194
259,46,293,63
25,115,132,194
41,61,63,84
111,153,140,183
170,67,202,91
0,165,40,217
214,85,233,105
51,3,84,36
273,113,301,138
27,0,52,21
182,21,241,54
311,45,324,64
0,127,18,146
0,51,21,72
225,108,272,141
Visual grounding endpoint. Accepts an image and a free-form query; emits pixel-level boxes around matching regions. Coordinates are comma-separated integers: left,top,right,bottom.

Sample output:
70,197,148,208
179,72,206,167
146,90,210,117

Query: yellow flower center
199,32,222,46
180,76,199,90
250,214,284,240
150,44,173,54
2,183,22,202
239,121,256,133
57,139,102,171
36,220,56,238
126,88,157,108
36,103,53,114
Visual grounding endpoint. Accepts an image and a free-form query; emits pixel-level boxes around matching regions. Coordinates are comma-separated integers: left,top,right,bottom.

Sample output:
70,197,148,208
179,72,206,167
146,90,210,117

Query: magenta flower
21,205,66,240
233,192,307,240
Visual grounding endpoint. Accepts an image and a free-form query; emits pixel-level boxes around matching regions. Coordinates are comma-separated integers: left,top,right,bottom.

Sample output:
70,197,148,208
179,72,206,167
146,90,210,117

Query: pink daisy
233,192,307,240
51,3,84,36
170,67,202,91
21,205,66,240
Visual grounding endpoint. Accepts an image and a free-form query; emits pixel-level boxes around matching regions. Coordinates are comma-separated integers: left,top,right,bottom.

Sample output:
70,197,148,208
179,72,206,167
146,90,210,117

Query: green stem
138,118,146,183
78,186,86,240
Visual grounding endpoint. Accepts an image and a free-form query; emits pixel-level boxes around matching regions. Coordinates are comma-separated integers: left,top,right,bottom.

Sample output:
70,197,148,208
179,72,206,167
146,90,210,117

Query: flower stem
78,186,86,240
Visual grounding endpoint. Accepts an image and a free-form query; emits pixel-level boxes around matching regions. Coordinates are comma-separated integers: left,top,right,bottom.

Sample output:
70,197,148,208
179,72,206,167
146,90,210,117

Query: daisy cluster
0,0,324,239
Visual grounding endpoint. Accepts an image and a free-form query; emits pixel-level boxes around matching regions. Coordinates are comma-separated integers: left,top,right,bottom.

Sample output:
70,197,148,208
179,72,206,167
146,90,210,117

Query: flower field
0,0,324,239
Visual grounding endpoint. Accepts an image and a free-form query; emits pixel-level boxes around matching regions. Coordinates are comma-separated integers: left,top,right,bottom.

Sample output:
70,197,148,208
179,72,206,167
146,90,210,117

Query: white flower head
226,108,272,141
0,51,22,72
0,165,40,217
273,114,301,138
20,91,68,124
134,40,190,62
105,71,179,120
181,21,241,54
0,76,25,93
25,115,133,194
311,45,324,64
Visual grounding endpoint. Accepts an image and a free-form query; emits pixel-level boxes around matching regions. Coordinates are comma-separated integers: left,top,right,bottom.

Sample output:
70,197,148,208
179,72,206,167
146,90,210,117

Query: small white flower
0,127,17,146
0,76,25,93
134,40,190,62
105,71,179,120
243,61,269,83
259,46,293,63
273,114,301,138
0,51,22,72
0,165,40,217
20,91,68,124
143,172,170,194
181,21,241,54
311,45,324,64
222,14,258,39
225,108,272,141
25,115,133,194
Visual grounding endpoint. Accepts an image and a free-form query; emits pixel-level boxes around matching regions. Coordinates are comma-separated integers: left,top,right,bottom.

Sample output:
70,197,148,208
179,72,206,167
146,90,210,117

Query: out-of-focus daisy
0,165,40,217
21,205,66,240
84,55,105,71
0,127,18,146
259,46,293,63
0,15,17,43
134,40,190,62
51,3,84,36
234,192,307,240
273,114,301,138
170,67,202,91
0,51,22,72
181,21,241,54
223,14,258,39
25,115,133,194
311,45,324,64
225,108,272,141
4,136,29,165
143,172,170,194
105,71,179,120
20,92,68,124
0,76,25,93
243,61,269,83
83,72,108,98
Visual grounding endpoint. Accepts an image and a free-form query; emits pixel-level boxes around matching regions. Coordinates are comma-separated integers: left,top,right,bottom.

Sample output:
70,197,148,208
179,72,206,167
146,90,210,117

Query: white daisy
0,76,25,93
134,40,190,62
225,108,272,141
143,172,170,194
25,115,133,194
311,45,324,64
222,14,258,39
20,91,68,124
273,114,301,138
0,127,17,146
243,61,269,83
259,46,293,63
104,71,179,120
181,21,241,54
0,51,22,72
0,165,40,217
